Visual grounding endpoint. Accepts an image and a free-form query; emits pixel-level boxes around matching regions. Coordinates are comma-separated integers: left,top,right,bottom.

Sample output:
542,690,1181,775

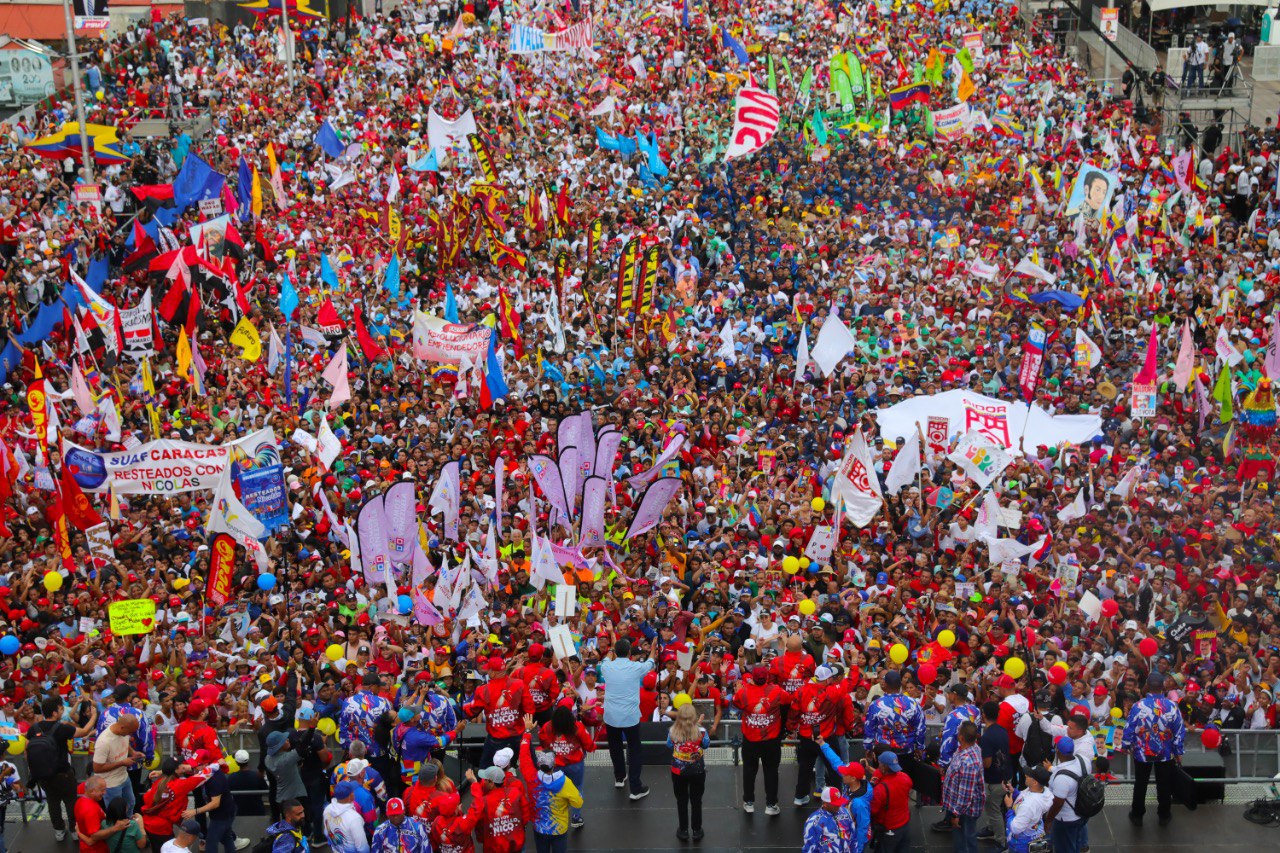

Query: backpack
251,827,300,853
1058,756,1106,819
26,720,62,780
1019,720,1053,768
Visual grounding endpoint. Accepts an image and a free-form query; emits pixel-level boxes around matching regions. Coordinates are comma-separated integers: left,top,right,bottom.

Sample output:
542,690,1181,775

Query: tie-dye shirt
370,816,431,853
939,703,981,766
339,690,393,757
802,807,854,853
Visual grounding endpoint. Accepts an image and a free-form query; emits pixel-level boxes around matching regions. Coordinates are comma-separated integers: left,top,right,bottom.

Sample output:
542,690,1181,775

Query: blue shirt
96,703,156,762
369,816,431,853
1121,694,1186,762
598,657,654,728
339,690,393,757
939,703,981,766
864,692,926,753
803,807,855,853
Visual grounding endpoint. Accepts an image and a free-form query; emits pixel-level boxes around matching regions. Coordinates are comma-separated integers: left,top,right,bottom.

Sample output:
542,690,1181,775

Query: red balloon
1048,666,1068,685
1101,599,1120,618
1138,637,1159,657
918,664,938,685
1201,728,1222,750
995,643,1010,658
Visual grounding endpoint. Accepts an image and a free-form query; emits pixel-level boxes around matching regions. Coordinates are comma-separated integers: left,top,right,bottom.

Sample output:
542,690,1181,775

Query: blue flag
315,121,346,159
722,30,750,65
409,149,439,172
384,253,401,300
682,0,690,28
236,156,253,222
444,280,459,323
320,254,340,290
596,127,638,158
172,153,226,212
636,132,668,177
280,271,300,321
481,329,509,405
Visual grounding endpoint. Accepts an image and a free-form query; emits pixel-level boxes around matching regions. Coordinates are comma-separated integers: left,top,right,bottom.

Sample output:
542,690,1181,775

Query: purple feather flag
528,454,571,520
576,410,597,478
594,426,625,481
558,445,580,517
356,496,392,584
624,476,682,540
579,475,609,548
626,434,686,490
382,480,418,565
495,456,505,540
411,586,443,626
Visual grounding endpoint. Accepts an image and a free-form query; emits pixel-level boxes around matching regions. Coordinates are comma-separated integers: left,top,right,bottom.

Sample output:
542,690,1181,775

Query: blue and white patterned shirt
802,807,854,853
864,692,926,753
339,690,394,757
1121,694,1186,762
939,703,981,766
370,816,431,853
97,702,156,762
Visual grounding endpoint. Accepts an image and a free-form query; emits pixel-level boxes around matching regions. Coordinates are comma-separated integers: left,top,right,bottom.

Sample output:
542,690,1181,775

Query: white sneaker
54,830,68,842
794,795,811,806
765,804,781,816
630,786,650,801
743,801,755,814
615,779,625,788
235,839,251,851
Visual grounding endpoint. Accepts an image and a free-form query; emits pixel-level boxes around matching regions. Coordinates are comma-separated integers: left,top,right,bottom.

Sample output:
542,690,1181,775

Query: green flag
924,106,936,137
957,47,974,75
830,55,854,110
767,55,777,94
799,67,814,104
812,108,828,146
848,54,865,97
1213,364,1234,423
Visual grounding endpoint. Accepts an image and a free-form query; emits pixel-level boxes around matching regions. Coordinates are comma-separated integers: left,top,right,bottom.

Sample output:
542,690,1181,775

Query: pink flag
1134,323,1159,386
593,426,624,478
626,434,686,490
1171,319,1195,390
411,534,433,587
70,360,95,418
624,476,682,540
494,456,505,541
528,454,570,520
411,586,443,627
1265,310,1280,379
322,345,351,407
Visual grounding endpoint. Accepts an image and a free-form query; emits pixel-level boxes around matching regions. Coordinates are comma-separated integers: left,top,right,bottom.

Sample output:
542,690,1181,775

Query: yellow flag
176,327,194,387
141,357,161,438
230,316,262,361
957,69,975,102
251,166,263,217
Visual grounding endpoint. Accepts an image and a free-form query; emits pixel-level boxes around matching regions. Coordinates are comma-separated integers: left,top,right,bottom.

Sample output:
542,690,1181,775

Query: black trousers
304,776,329,842
741,738,781,806
1131,759,1176,819
38,769,77,833
605,724,644,794
672,773,705,833
794,737,840,799
370,755,403,799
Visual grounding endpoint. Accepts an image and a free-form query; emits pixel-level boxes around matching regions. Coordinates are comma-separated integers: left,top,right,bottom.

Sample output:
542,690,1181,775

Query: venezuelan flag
887,82,931,111
26,122,130,165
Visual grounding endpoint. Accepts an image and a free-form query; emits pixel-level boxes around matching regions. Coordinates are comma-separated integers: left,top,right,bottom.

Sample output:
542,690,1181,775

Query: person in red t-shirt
513,644,558,725
730,664,789,814
76,777,132,853
462,656,534,769
771,635,816,698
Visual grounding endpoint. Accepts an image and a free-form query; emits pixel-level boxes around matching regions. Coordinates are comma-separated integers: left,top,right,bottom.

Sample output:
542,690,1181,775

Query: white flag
1013,256,1057,285
589,96,617,116
715,320,736,362
322,345,351,407
317,417,342,469
70,360,95,418
812,313,856,377
795,324,810,384
1057,490,1087,523
974,491,1001,539
386,168,401,203
1214,327,1242,366
983,534,1046,566
1113,464,1141,500
207,472,269,572
947,430,1014,489
884,431,922,495
831,431,883,528
267,326,284,375
1074,327,1102,371
530,532,565,590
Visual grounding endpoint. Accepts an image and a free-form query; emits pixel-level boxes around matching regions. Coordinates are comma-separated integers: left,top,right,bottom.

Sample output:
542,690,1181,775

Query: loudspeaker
1180,753,1226,804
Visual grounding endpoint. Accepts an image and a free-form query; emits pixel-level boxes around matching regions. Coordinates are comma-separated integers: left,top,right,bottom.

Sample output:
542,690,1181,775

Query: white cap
344,759,369,776
493,747,514,769
814,665,835,681
233,750,251,765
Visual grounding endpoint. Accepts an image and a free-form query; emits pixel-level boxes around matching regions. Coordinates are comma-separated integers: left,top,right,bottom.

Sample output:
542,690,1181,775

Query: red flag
60,462,104,530
317,297,346,334
353,302,389,361
498,287,525,360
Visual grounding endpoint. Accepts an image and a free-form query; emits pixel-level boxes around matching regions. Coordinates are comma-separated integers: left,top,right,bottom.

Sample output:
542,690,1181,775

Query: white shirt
1009,788,1055,837
1049,756,1090,822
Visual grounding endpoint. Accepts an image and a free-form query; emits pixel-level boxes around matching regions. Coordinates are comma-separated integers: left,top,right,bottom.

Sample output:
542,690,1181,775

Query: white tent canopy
1148,0,1269,11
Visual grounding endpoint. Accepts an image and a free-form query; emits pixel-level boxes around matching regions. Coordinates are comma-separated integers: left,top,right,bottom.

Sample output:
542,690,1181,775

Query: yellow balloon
44,571,63,592
798,599,816,616
937,630,956,649
799,557,811,569
889,643,909,665
1109,707,1123,720
147,754,161,770
318,718,337,736
1003,658,1027,679
6,735,26,755
325,644,343,661
811,497,826,512
782,556,800,574
672,693,691,709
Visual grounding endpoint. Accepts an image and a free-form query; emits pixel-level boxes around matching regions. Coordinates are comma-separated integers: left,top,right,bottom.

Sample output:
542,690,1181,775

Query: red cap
528,643,545,658
487,656,506,673
837,763,866,780
385,798,405,816
435,792,460,816
996,674,1016,689
1094,684,1109,697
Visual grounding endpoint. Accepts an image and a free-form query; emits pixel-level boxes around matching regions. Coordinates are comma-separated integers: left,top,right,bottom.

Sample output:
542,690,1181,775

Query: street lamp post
58,0,94,182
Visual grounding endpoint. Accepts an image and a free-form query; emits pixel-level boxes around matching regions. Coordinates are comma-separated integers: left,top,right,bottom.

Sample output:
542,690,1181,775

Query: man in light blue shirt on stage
599,637,658,800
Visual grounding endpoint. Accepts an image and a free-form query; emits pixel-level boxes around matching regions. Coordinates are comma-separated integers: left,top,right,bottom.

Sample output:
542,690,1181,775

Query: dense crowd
1,0,1280,851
